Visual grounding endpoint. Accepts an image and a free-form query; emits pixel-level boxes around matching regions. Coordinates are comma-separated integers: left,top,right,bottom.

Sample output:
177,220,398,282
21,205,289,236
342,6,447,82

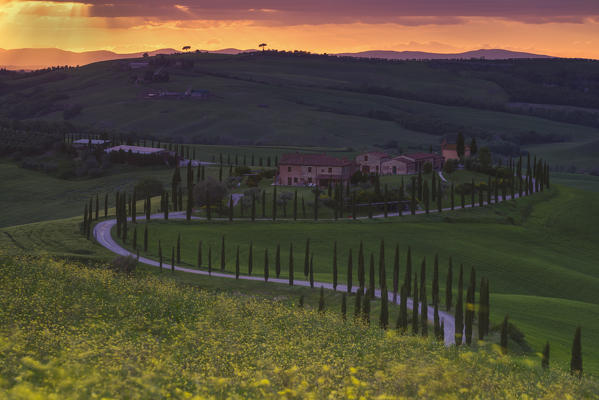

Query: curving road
94,182,537,346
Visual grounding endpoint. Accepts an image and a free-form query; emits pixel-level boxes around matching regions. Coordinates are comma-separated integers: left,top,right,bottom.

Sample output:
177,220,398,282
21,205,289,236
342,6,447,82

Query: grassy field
113,184,599,374
3,53,599,168
1,255,597,398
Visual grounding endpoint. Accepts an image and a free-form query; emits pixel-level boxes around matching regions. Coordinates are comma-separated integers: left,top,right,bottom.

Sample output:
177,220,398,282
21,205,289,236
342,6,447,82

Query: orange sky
1,0,599,58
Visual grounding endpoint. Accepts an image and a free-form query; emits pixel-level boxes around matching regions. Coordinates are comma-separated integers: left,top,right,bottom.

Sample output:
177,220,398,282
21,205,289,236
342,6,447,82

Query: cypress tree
399,284,408,332
205,192,211,220
380,287,389,329
332,241,338,291
379,239,386,290
302,196,306,219
146,195,151,220
197,241,202,268
423,181,430,214
95,194,99,220
318,286,325,312
235,246,240,279
478,277,487,340
293,190,298,220
478,185,484,207
176,233,181,263
487,176,492,205
304,238,310,277
122,215,128,243
460,189,465,209
220,235,226,271
455,265,464,345
465,284,473,345
164,193,169,220
262,190,266,218
275,243,281,278
143,224,148,252
392,244,400,303
358,241,365,293
264,249,269,282
412,275,419,335
251,194,256,221
417,169,423,200
570,327,583,377
314,188,319,221
208,245,212,276
347,248,353,294
434,301,441,340
248,241,253,275
83,202,88,235
410,177,416,215
368,253,375,296
171,247,175,273
354,289,362,319
451,183,455,210
446,257,453,311
362,291,371,325
309,254,314,288
272,185,277,221
228,195,233,221
341,293,347,320
420,258,428,336
500,315,509,354
158,240,163,271
104,193,108,218
404,247,412,296
542,342,550,369
432,254,439,306
132,226,137,250
288,243,294,286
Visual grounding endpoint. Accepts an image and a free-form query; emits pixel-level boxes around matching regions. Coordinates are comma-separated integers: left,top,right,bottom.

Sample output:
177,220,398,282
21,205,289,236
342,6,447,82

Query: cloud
16,0,599,26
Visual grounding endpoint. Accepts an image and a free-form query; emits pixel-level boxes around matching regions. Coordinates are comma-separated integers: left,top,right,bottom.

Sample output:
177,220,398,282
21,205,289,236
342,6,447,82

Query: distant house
72,138,111,149
104,145,170,156
278,153,358,187
441,139,470,161
355,152,390,175
382,153,444,175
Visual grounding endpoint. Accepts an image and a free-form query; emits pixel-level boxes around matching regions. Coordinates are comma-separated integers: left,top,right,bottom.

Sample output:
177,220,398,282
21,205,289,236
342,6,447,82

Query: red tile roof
279,153,354,167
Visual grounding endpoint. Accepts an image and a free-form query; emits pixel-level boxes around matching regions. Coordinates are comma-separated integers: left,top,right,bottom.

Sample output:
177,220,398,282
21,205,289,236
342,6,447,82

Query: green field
112,184,599,374
3,53,599,168
1,256,597,398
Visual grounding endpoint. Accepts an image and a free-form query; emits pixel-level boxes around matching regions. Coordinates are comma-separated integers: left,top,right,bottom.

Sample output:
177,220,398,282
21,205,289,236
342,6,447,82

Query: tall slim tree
542,342,550,370
420,259,428,337
379,240,386,289
456,132,465,159
272,185,277,221
432,254,439,306
423,182,430,214
332,241,338,291
404,247,412,296
455,265,464,345
171,247,175,273
341,293,347,320
380,287,389,329
358,241,365,293
318,286,325,312
309,254,314,288
368,253,375,296
570,327,583,377
392,244,400,303
362,291,371,325
304,238,310,277
208,245,212,276
347,248,353,294
445,257,453,311
158,240,163,271
176,233,181,263
248,241,253,275
412,275,419,335
132,226,137,249
143,224,148,252
465,284,473,345
275,243,281,278
288,243,294,286
95,194,99,220
264,249,269,282
434,302,441,340
104,193,108,218
398,284,408,333
197,241,202,268
220,235,226,271
354,289,362,319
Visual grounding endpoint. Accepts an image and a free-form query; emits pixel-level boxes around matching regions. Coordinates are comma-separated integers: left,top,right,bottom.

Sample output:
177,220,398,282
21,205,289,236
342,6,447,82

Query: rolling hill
337,48,553,60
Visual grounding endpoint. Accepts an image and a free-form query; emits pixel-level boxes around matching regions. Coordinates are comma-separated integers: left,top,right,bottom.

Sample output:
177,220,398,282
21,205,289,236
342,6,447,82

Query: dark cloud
27,0,599,25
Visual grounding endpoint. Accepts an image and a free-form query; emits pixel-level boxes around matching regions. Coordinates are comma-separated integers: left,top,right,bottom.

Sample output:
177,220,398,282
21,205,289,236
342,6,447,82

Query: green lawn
115,184,599,374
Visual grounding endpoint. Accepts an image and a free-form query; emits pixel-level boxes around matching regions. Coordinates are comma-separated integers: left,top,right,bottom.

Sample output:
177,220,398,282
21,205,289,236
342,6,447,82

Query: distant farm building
105,145,170,156
355,152,390,175
356,151,444,175
441,139,470,161
278,153,358,187
72,138,111,149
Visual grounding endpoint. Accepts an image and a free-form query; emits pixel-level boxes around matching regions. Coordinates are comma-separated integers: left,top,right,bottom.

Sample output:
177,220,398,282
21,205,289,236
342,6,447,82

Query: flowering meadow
1,256,597,399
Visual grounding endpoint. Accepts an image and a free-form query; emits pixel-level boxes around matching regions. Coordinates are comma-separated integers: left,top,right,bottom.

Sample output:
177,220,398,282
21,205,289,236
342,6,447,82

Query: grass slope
115,185,599,373
1,256,597,399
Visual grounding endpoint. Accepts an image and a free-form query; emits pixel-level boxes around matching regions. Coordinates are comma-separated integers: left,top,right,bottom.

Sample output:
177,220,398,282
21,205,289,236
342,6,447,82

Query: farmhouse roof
279,153,354,167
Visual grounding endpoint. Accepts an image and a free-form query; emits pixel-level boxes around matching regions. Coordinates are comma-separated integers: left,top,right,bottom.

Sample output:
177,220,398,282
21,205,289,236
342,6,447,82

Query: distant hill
0,47,259,70
336,49,553,60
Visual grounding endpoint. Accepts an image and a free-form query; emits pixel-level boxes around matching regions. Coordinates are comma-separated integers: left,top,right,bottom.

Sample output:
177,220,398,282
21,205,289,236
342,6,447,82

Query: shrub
134,178,164,198
422,162,433,173
111,255,137,274
193,177,228,206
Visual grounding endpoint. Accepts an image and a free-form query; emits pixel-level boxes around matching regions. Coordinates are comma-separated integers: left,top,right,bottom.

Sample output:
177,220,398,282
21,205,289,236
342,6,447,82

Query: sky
1,0,599,58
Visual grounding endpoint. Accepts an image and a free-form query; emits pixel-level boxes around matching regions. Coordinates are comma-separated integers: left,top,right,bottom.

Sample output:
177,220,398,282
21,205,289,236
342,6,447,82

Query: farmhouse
381,153,444,175
104,145,170,156
355,152,390,174
72,138,111,149
278,153,358,187
441,139,470,161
